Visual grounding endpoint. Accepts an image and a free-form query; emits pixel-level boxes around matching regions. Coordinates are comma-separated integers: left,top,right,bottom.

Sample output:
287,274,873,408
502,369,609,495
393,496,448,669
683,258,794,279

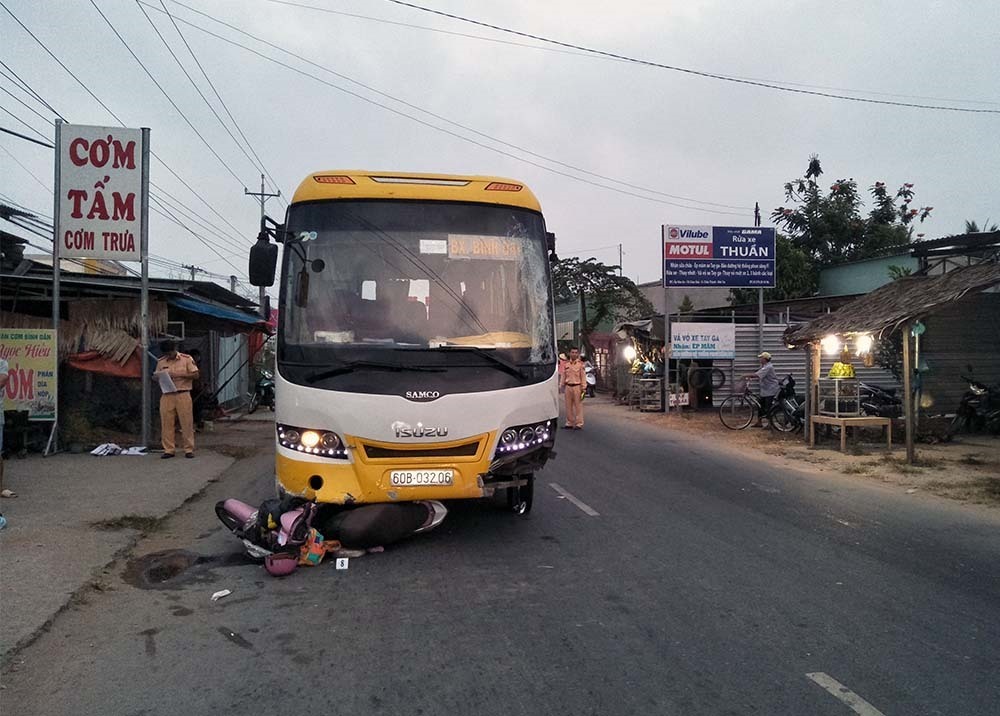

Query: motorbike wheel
718,395,755,430
506,475,534,515
769,409,799,433
248,392,260,414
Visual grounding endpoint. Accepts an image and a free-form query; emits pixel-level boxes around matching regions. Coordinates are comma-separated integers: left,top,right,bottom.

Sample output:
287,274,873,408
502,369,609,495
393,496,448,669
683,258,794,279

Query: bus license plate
389,469,454,487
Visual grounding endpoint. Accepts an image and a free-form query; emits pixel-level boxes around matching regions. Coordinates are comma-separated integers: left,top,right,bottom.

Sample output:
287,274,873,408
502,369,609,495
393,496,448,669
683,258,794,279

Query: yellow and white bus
249,171,559,514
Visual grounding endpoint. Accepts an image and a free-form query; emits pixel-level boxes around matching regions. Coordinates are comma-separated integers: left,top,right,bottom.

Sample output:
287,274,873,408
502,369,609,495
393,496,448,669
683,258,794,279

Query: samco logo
404,390,441,401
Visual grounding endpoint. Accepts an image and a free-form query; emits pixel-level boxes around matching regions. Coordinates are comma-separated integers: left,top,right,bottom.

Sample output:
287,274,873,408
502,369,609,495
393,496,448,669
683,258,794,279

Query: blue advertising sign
662,225,775,288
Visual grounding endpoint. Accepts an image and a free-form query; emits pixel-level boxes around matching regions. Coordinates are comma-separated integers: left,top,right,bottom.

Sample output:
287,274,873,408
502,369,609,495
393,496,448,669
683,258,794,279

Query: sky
2,0,998,294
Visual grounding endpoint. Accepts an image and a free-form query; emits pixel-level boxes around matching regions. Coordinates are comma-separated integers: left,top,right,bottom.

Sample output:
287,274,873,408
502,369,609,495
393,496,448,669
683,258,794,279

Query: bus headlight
495,420,554,455
277,424,348,459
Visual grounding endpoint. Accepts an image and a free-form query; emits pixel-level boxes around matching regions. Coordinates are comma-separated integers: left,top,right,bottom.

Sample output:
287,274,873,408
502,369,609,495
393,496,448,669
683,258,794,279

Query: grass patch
924,476,1000,504
960,453,986,466
91,514,163,532
842,464,873,475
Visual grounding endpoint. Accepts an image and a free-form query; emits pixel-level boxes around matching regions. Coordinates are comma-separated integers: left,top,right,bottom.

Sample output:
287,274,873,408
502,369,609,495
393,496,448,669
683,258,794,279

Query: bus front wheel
506,475,534,515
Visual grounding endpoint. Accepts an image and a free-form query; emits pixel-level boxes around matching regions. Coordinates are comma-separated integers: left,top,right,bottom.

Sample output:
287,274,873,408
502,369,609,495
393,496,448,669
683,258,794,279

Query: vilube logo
404,390,442,401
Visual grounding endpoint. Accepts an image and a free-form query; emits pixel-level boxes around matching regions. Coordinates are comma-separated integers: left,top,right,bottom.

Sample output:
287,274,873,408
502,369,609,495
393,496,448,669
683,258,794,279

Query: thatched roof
784,263,1000,346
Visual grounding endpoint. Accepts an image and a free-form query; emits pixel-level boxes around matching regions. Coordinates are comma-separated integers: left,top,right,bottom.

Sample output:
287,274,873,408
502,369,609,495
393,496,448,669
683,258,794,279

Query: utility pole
182,264,204,281
618,243,623,277
230,275,238,293
245,173,280,318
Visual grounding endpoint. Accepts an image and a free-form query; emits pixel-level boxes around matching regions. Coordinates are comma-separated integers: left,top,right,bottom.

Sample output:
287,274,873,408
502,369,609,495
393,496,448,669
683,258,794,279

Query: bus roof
290,171,542,212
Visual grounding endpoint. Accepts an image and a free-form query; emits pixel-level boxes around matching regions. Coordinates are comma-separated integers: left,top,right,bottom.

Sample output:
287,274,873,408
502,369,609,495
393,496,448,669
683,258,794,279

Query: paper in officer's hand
157,370,177,394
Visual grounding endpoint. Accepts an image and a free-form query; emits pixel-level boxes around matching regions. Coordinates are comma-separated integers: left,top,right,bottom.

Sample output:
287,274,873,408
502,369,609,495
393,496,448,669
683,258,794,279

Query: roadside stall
784,263,1000,464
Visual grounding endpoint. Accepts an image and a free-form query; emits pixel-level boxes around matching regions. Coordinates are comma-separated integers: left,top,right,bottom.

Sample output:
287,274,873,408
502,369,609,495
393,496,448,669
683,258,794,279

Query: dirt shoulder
607,399,1000,508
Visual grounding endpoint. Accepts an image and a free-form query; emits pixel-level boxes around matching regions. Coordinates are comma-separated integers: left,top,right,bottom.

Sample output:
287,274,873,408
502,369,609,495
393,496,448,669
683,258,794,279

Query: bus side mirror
546,231,558,263
249,235,278,287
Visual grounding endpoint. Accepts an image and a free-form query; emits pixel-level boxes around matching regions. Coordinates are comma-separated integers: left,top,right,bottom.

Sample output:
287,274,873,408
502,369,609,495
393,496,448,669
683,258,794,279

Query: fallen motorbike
860,382,903,418
248,369,275,413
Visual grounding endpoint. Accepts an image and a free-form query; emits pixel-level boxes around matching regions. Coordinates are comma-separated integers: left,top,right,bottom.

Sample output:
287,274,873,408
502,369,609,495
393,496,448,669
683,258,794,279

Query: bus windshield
281,200,555,367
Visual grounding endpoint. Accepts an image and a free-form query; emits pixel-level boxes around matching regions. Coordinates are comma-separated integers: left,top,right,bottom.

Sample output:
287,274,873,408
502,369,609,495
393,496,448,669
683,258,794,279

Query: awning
170,296,265,327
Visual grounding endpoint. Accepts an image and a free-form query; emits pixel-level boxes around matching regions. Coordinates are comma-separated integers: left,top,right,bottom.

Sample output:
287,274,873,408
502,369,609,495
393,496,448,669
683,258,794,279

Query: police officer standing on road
561,346,586,430
154,339,199,458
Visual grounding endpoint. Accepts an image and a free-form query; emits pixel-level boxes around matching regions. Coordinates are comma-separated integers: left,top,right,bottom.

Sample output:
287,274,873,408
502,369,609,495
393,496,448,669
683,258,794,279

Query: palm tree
964,219,999,234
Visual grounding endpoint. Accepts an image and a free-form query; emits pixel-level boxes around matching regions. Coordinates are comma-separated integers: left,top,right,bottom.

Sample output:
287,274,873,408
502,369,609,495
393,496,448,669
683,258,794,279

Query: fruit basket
818,378,860,417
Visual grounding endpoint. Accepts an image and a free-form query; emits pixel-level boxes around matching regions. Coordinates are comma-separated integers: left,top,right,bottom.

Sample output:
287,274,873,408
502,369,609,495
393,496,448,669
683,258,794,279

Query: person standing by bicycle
745,352,780,427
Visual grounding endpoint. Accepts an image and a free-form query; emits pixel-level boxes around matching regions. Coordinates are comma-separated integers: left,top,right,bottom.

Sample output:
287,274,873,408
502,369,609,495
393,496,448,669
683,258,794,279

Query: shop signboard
0,329,57,420
57,124,145,261
663,225,775,288
670,322,736,359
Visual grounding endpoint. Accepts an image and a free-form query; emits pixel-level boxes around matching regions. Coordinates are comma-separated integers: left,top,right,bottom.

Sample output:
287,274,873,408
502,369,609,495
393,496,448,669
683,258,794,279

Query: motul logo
667,243,713,257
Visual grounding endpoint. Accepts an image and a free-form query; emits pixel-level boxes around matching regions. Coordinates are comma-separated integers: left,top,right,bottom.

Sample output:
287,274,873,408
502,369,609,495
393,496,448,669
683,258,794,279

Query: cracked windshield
283,201,553,364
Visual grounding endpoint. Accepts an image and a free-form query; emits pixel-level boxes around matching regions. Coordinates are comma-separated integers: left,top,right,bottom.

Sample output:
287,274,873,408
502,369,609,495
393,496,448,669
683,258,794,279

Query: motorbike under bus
248,171,560,514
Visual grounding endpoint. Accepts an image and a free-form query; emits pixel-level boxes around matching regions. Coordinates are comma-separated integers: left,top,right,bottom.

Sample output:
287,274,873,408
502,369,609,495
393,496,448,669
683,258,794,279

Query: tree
965,219,998,233
678,295,695,314
551,257,654,350
771,155,932,265
730,233,818,305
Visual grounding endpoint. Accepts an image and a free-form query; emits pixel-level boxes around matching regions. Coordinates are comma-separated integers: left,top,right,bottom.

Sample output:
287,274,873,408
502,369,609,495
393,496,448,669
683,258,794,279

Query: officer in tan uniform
560,346,586,430
154,339,200,458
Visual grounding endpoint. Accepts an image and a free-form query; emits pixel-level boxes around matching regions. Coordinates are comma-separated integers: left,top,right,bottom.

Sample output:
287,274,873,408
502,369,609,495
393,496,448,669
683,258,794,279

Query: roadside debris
210,589,232,602
90,444,148,456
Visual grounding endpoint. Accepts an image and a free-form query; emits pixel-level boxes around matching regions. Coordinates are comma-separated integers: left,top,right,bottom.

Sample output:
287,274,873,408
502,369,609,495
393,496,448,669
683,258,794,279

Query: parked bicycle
718,376,800,432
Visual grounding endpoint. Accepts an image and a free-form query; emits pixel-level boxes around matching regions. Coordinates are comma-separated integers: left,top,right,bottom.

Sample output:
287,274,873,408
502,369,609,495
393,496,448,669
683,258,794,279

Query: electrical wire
0,59,65,118
0,125,54,148
153,2,750,216
0,105,50,142
0,84,55,125
158,0,287,207
381,0,1000,115
87,0,250,187
0,143,52,193
0,2,254,245
133,0,286,204
169,0,750,211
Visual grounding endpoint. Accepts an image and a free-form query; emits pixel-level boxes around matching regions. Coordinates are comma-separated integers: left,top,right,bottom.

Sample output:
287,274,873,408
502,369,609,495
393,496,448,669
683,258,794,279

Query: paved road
4,402,999,715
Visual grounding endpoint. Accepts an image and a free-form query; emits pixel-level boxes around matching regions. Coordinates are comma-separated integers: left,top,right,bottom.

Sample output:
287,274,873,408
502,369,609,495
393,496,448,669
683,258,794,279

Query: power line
86,0,250,187
170,0,749,211
0,143,52,193
0,125,54,148
0,59,65,118
0,9,254,252
273,0,1000,109
158,0,287,206
132,0,286,203
0,84,55,125
0,104,50,142
156,2,749,216
382,0,1000,115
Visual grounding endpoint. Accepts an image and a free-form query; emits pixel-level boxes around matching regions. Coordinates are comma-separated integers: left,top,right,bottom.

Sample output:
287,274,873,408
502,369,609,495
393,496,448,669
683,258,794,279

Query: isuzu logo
404,390,441,401
392,421,449,438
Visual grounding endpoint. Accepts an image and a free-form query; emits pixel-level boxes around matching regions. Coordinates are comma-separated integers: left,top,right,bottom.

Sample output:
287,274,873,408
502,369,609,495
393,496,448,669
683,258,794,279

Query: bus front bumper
275,432,554,505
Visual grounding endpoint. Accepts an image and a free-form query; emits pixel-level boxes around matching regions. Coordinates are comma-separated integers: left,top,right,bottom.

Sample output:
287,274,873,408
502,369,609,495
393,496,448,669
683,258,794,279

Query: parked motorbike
769,374,804,433
860,382,903,419
951,374,1000,435
248,370,275,413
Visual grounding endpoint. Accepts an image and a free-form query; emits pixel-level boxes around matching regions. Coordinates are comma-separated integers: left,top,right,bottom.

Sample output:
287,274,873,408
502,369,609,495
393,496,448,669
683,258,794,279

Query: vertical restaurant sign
663,225,775,288
0,329,57,420
58,124,144,261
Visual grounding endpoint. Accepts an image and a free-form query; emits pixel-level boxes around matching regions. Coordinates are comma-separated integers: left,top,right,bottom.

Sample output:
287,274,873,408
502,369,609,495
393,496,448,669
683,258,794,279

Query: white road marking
549,483,600,516
806,672,886,716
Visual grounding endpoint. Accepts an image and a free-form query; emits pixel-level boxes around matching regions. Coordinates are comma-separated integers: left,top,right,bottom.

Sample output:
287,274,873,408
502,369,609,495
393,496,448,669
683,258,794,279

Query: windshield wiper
306,360,443,383
418,345,527,379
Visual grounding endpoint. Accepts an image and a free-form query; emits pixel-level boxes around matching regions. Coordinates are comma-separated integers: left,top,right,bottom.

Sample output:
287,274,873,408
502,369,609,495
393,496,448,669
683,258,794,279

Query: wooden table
809,415,892,452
